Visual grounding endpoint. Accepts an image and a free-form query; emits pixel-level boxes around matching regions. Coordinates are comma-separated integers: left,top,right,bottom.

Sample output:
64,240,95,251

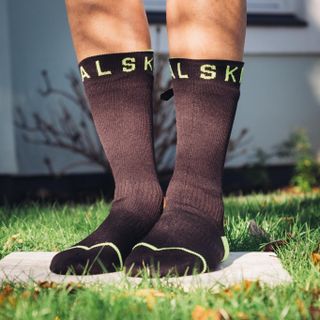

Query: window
248,0,298,14
144,0,164,12
247,0,306,26
144,0,306,26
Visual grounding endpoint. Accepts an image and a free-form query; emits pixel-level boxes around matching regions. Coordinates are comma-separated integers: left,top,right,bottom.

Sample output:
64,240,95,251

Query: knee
66,0,142,16
166,0,198,32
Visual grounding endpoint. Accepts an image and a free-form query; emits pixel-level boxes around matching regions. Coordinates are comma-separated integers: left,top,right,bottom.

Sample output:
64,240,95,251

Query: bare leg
65,0,151,62
167,0,246,60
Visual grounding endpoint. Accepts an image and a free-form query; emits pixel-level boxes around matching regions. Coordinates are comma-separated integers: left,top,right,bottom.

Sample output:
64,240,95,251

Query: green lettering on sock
200,64,217,80
80,66,91,82
177,62,189,79
144,56,153,71
122,57,136,72
225,65,238,83
95,60,112,77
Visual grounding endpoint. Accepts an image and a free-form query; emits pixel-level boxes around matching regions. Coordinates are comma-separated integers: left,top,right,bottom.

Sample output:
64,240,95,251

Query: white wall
0,0,18,174
245,0,320,54
3,0,320,174
231,55,320,166
8,0,103,175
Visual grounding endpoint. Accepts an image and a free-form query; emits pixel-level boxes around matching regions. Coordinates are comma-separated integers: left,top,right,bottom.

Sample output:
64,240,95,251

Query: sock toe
50,251,80,274
125,245,205,277
50,246,121,275
124,210,226,277
50,203,162,276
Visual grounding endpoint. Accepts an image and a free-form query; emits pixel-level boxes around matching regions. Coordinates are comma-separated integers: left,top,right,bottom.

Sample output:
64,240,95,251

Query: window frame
144,0,307,27
248,0,297,14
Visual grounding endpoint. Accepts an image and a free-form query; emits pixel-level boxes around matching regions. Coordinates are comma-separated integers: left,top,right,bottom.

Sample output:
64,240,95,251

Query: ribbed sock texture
125,58,244,276
50,51,163,275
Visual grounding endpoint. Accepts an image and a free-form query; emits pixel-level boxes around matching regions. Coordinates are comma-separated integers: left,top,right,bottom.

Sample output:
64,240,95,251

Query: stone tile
0,252,292,290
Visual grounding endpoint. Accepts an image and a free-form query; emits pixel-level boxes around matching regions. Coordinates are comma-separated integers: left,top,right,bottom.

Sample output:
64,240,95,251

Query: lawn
0,192,319,320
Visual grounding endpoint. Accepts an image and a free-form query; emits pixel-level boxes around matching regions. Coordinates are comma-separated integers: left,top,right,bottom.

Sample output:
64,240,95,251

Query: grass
0,192,319,319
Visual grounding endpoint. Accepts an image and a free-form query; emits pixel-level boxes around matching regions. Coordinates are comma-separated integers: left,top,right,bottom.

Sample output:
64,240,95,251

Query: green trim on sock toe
65,242,123,269
132,242,208,273
132,236,229,274
221,236,230,262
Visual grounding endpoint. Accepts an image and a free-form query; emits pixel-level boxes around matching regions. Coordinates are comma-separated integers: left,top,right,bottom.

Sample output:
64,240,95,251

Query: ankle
114,180,163,211
165,180,224,226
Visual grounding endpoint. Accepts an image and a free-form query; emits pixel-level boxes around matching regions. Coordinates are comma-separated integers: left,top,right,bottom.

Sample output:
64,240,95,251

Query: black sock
50,51,163,275
125,58,244,276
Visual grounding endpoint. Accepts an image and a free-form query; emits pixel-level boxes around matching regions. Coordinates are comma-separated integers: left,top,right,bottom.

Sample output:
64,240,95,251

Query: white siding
8,0,103,175
0,0,18,174
2,0,320,174
232,55,320,166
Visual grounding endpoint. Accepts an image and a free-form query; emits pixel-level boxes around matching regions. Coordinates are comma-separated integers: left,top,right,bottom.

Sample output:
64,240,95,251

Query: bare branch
16,70,109,173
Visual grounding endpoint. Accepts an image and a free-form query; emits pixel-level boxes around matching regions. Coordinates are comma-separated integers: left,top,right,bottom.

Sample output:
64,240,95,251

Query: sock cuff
169,58,244,88
78,51,154,82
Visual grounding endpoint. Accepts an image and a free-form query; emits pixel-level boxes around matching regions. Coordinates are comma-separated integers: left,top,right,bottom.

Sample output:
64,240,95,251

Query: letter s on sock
200,64,217,80
122,57,136,72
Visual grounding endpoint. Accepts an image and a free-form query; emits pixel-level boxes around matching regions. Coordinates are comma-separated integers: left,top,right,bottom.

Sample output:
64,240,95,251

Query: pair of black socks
50,51,243,276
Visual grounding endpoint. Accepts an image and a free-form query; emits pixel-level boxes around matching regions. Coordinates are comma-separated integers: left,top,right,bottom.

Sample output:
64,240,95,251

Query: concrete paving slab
0,251,292,290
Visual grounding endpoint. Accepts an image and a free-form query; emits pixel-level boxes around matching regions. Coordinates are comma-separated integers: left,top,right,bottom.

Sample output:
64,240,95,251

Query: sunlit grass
0,192,319,319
